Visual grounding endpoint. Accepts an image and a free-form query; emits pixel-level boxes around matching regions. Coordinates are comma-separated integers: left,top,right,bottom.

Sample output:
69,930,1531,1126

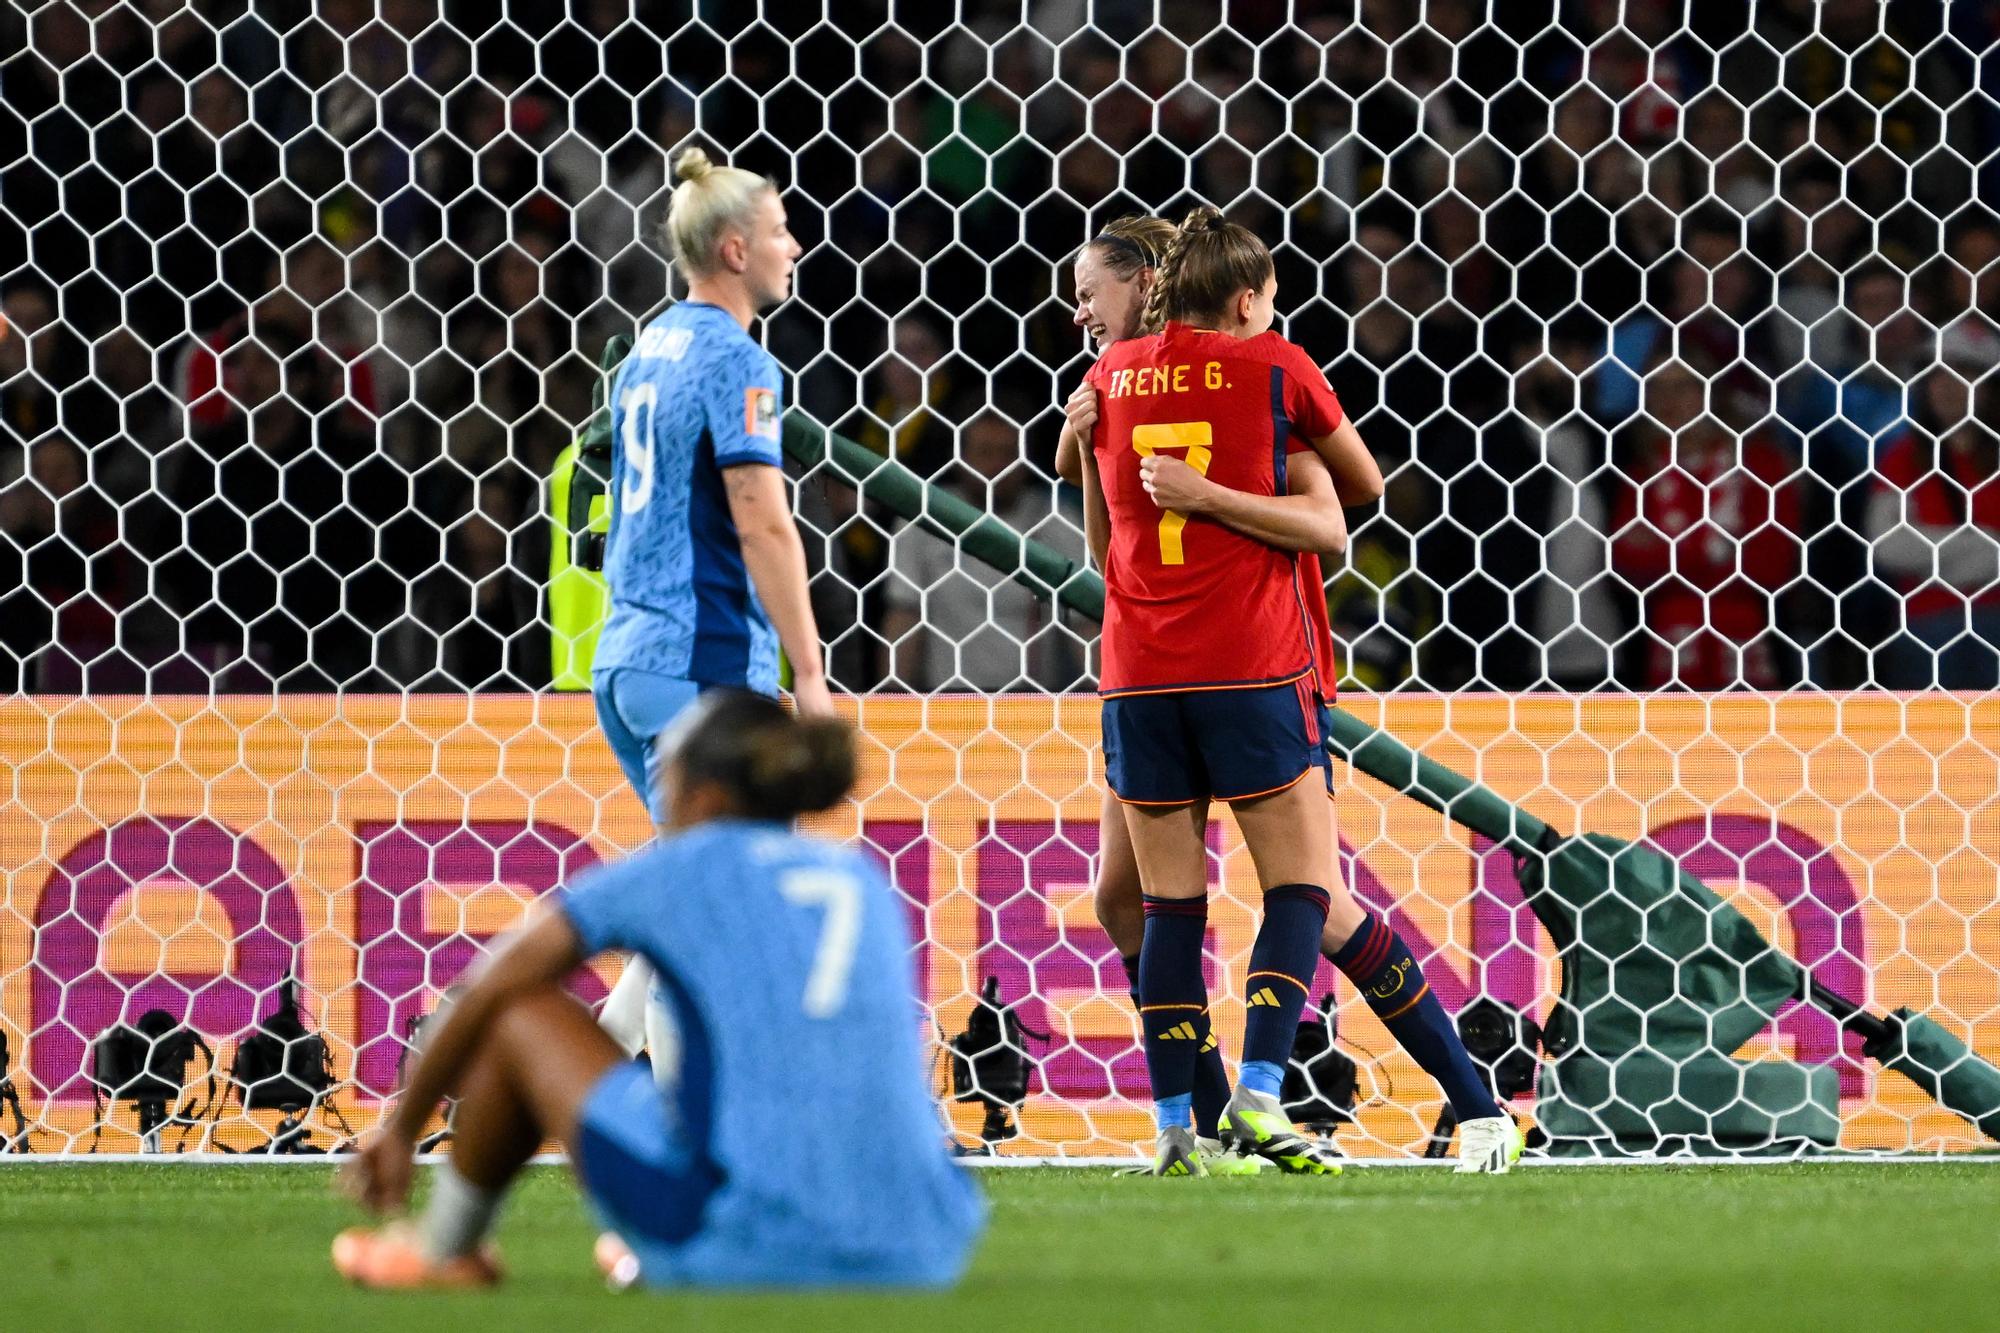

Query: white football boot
1453,1115,1525,1174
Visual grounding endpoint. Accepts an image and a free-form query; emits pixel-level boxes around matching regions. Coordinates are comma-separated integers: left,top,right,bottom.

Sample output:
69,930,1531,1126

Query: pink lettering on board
974,818,1224,1100
852,820,932,999
1648,814,1869,1099
350,820,602,1097
29,816,303,1102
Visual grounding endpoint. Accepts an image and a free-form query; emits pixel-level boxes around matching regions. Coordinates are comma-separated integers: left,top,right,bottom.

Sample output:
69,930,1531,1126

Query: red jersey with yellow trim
1086,321,1345,695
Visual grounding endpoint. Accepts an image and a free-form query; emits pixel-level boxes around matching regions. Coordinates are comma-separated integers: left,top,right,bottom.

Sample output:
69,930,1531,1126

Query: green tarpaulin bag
1522,833,1803,1062
1865,1009,2000,1142
1537,1052,1842,1157
1317,711,2000,1152
1517,832,1841,1154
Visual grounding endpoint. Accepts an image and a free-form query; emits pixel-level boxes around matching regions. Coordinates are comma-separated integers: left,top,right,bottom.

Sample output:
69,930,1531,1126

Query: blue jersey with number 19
560,820,986,1287
599,301,786,693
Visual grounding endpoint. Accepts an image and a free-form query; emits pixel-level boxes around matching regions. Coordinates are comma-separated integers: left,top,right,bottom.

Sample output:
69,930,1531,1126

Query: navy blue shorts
1310,694,1335,794
1102,676,1324,805
575,1059,723,1267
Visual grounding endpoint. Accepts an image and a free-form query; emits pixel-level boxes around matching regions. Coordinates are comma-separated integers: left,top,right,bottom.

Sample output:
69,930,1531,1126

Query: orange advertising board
1,693,1995,1155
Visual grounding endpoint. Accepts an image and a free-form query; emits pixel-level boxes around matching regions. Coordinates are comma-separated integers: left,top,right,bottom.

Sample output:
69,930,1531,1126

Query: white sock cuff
420,1161,503,1262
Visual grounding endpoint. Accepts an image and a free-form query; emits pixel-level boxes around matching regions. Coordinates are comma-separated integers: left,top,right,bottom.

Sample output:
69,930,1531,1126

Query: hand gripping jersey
1086,322,1345,695
598,301,787,693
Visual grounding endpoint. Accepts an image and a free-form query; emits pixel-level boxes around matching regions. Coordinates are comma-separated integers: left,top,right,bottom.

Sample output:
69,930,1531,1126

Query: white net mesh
2,2,1997,1158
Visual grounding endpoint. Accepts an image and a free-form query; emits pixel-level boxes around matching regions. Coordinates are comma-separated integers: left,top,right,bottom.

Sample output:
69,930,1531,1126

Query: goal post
3,4,1999,1160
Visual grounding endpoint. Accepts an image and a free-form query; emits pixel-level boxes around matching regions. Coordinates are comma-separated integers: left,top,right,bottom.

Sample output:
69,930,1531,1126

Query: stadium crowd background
2,0,1997,696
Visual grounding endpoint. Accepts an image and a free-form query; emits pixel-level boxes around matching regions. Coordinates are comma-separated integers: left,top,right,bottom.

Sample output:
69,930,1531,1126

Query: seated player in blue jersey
591,144,832,1061
333,693,986,1291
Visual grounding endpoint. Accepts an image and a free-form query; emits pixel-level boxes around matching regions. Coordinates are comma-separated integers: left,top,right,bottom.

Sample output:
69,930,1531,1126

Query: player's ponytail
667,690,857,822
1142,204,1274,331
663,145,778,281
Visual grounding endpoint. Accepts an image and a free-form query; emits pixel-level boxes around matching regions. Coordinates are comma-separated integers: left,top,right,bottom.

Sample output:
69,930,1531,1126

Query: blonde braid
1142,205,1273,330
1152,208,1224,334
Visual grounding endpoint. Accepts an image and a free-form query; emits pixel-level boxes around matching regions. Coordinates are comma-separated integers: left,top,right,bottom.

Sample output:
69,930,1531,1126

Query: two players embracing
1065,208,1523,1176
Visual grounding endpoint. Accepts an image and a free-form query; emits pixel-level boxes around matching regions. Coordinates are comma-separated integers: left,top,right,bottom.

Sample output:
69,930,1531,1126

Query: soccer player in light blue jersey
335,692,986,1291
594,145,832,1058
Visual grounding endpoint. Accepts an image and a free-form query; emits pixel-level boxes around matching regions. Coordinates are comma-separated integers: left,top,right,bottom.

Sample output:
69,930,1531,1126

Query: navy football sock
1191,1034,1228,1139
1240,884,1330,1085
1329,912,1500,1121
1138,896,1210,1129
1123,949,1226,1140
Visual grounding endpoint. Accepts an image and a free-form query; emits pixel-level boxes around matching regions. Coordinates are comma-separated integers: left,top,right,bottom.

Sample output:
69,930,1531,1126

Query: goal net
2,3,1996,1159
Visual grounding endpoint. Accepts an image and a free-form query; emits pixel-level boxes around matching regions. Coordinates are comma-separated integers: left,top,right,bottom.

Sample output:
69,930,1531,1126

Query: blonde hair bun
674,146,714,184
663,145,778,279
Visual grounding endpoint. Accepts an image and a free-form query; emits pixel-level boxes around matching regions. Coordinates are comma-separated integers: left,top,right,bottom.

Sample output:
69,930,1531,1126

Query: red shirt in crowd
1873,431,2000,622
174,311,377,430
1610,428,1800,689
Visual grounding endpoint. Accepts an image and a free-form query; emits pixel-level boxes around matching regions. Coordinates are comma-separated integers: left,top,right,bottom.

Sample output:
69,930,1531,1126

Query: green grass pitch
5,1163,1996,1331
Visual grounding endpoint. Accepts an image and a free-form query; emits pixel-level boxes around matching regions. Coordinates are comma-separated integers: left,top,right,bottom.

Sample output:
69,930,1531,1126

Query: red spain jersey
1086,321,1344,695
1300,550,1337,702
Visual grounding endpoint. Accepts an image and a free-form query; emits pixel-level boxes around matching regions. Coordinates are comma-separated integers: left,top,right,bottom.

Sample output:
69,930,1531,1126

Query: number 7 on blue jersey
779,868,862,1017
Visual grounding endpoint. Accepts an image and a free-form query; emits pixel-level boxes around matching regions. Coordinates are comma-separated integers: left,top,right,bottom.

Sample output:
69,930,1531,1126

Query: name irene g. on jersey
1100,360,1228,399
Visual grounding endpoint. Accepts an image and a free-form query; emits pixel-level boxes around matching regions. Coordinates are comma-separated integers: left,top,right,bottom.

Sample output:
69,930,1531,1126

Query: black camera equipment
88,1009,214,1153
1283,993,1361,1139
1,1029,31,1153
947,975,1049,1152
566,334,626,572
397,1004,453,1152
1423,996,1545,1158
226,976,354,1154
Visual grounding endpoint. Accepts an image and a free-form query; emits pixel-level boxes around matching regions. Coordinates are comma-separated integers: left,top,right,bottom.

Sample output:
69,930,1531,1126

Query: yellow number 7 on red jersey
1132,421,1214,565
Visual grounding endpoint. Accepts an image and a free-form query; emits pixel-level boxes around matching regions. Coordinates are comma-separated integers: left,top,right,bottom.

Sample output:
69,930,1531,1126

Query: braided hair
1140,205,1275,333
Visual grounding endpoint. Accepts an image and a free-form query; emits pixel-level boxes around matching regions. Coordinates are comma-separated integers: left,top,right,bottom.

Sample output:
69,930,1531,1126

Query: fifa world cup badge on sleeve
745,387,780,440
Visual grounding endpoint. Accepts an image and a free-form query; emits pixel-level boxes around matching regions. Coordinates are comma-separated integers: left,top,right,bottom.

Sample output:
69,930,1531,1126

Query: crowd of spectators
2,0,1997,694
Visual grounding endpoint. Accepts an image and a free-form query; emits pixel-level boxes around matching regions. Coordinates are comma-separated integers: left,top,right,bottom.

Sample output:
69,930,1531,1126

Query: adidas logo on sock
1247,987,1280,1007
1159,1022,1200,1040
1199,1033,1218,1053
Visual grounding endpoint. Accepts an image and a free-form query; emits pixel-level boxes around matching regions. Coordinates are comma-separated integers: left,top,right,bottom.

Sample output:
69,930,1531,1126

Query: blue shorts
592,668,704,822
1310,695,1336,794
1102,676,1324,805
575,1059,723,1271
